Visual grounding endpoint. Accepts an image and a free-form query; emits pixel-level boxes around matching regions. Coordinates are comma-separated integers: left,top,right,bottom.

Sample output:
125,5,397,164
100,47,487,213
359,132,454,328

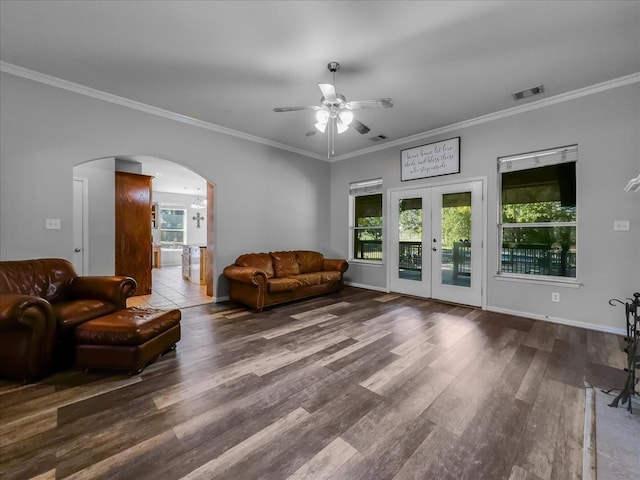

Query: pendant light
190,188,206,209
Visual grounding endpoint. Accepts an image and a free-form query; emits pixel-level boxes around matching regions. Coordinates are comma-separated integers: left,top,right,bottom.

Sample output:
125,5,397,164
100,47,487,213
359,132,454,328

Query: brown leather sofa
0,258,137,381
223,250,348,311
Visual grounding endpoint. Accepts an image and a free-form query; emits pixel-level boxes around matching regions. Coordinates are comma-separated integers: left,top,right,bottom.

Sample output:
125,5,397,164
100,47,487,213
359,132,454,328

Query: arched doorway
73,155,214,308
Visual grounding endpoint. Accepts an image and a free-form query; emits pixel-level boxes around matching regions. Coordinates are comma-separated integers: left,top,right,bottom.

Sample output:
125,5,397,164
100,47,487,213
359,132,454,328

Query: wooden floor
0,287,628,480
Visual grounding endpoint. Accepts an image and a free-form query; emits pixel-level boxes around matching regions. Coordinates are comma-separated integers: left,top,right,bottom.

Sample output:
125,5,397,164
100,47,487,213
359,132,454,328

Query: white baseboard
485,305,626,336
344,281,389,293
215,284,626,336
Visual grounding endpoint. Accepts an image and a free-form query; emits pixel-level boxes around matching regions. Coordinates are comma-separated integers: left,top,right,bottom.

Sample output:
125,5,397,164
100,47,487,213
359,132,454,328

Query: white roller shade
498,145,578,173
349,178,383,196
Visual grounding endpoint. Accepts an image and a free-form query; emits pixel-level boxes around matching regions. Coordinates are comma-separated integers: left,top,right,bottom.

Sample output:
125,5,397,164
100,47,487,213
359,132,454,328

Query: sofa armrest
223,266,268,286
0,294,54,328
323,259,349,273
68,276,138,309
0,294,57,380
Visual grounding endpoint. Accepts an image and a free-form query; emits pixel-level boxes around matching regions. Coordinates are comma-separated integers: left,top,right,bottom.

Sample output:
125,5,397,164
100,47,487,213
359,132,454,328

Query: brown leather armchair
0,258,137,381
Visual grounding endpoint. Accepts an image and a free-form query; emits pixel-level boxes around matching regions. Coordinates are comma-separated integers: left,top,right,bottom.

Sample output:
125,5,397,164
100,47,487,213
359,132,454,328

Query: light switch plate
613,220,630,231
45,218,61,230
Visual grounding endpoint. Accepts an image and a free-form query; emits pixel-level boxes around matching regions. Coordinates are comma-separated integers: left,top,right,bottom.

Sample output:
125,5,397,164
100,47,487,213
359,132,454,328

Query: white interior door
72,178,88,274
388,180,483,307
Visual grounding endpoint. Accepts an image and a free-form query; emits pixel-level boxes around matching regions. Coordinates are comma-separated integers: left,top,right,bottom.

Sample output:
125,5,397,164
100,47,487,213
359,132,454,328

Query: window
498,145,577,279
350,179,383,262
160,208,186,248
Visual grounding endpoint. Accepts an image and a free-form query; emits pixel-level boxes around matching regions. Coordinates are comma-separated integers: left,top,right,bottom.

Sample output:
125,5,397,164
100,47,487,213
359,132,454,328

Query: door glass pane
441,192,471,287
398,197,422,281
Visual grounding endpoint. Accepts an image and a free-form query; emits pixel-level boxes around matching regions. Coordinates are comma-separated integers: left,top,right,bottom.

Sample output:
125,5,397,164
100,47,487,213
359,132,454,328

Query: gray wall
0,72,331,300
2,70,637,332
331,82,640,333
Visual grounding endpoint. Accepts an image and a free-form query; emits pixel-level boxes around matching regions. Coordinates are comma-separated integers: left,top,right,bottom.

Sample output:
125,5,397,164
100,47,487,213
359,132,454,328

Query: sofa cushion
271,251,300,277
289,273,322,287
297,251,324,274
320,271,343,283
54,300,118,332
236,253,274,278
267,277,303,292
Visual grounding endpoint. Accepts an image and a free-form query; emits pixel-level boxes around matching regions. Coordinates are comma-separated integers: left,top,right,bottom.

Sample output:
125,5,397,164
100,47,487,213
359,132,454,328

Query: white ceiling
2,1,639,191
120,155,208,196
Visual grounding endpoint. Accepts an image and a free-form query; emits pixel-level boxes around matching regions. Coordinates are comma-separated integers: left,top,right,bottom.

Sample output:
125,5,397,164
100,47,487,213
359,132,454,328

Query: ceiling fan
273,61,393,157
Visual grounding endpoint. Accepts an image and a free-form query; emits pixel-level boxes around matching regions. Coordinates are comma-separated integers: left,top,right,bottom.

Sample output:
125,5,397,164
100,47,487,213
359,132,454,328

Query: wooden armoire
115,171,152,295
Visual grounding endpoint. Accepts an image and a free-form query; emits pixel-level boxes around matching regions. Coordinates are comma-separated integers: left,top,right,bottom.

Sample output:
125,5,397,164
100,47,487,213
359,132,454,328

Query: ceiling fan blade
273,105,321,112
345,98,393,110
352,119,371,135
318,83,337,103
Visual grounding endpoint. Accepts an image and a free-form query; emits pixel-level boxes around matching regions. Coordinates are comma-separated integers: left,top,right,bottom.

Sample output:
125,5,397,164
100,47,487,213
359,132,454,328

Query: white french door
388,188,431,297
388,180,483,307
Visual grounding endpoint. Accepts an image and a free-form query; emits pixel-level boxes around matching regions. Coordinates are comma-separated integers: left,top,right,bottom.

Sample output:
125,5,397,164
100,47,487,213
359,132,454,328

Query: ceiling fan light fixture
272,61,392,157
314,122,327,133
336,121,349,134
316,109,329,123
339,110,354,126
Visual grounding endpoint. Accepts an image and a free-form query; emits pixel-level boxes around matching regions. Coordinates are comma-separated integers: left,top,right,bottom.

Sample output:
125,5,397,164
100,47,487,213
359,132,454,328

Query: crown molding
0,61,327,162
2,61,637,164
330,71,640,162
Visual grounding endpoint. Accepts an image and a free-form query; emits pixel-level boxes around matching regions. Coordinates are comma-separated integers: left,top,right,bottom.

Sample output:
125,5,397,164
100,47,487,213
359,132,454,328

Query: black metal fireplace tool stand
603,292,639,413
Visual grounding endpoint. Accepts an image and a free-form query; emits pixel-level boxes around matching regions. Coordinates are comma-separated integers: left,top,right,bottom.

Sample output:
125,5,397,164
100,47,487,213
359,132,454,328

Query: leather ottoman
75,307,181,375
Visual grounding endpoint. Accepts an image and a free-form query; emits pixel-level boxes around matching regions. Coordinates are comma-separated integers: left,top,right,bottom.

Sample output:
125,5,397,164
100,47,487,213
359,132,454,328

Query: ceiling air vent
512,84,544,101
625,174,640,192
369,135,387,142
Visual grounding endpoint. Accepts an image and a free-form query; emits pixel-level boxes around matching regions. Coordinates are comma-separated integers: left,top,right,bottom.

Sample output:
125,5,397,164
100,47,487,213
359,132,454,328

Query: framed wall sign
401,137,460,181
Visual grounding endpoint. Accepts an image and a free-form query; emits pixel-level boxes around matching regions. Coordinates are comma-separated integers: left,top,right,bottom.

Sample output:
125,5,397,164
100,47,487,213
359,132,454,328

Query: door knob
432,247,437,252
74,248,81,252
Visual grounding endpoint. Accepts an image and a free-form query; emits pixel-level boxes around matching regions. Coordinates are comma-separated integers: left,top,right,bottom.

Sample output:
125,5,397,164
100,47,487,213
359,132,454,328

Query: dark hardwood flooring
0,287,628,480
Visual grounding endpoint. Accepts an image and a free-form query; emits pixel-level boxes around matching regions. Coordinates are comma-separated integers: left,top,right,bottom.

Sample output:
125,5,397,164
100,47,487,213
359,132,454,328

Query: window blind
349,178,383,196
498,145,578,173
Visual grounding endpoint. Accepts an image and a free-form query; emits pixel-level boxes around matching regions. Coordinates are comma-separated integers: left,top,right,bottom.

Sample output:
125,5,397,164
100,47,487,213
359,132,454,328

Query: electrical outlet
552,292,560,303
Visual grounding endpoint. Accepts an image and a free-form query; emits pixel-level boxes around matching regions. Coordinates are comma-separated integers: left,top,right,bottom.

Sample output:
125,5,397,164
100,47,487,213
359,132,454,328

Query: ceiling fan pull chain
331,118,335,156
329,118,335,155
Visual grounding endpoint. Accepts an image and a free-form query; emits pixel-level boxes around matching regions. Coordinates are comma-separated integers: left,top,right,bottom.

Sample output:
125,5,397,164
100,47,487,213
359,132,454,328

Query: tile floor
127,265,213,309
